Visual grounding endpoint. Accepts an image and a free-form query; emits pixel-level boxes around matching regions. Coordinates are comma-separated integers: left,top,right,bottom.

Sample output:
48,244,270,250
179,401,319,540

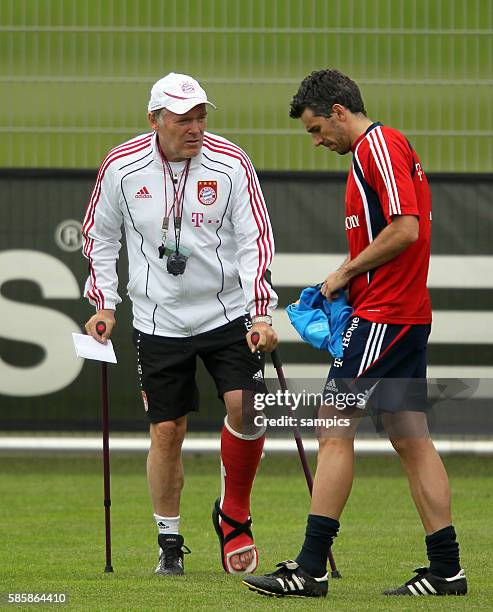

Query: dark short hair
290,69,366,118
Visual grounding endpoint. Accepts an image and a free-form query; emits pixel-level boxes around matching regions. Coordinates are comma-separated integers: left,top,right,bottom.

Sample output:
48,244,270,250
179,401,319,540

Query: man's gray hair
150,108,167,124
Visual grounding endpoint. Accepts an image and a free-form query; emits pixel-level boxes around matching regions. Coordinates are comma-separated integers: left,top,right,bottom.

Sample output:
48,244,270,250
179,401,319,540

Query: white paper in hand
72,333,117,364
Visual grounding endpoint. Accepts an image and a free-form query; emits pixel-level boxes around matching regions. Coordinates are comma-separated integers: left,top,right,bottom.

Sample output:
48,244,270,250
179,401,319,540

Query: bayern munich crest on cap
181,81,196,94
197,181,218,206
148,72,216,114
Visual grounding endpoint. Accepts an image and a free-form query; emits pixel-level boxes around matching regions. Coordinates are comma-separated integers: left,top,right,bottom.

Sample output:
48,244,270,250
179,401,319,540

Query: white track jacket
82,131,278,337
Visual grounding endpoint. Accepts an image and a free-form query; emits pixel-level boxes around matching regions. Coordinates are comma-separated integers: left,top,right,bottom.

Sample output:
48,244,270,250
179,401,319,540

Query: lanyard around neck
158,140,191,252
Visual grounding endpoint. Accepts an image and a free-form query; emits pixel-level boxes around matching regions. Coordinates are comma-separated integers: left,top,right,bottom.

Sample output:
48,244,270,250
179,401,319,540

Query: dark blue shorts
324,316,431,414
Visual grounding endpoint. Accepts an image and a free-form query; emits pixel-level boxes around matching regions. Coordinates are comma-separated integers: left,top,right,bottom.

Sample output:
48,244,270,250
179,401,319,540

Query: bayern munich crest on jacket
197,180,218,205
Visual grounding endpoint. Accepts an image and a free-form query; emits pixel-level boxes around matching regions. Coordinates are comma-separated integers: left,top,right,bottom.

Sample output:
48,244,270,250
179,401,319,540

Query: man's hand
247,323,278,353
320,267,351,301
321,216,419,301
85,309,116,344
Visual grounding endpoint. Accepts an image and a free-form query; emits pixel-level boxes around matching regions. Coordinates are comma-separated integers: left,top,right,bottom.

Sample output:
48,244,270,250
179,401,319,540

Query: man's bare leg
147,416,187,516
309,403,360,516
291,405,361,577
387,412,452,534
311,437,355,519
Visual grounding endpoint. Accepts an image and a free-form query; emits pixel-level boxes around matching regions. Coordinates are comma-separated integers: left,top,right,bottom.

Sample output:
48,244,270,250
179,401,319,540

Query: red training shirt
345,122,432,324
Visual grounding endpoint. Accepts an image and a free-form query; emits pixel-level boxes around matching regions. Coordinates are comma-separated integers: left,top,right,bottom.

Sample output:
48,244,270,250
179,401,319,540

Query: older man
83,73,278,577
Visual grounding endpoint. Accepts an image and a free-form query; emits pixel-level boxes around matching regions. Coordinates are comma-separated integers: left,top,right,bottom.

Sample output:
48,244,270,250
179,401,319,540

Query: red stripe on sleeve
203,135,272,315
82,133,153,311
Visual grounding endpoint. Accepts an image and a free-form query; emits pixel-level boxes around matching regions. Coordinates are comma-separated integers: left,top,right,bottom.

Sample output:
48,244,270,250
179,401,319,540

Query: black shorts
325,316,431,416
133,316,266,423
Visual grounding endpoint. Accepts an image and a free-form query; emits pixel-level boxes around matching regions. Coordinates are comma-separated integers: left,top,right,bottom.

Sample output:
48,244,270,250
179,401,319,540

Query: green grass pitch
1,452,491,610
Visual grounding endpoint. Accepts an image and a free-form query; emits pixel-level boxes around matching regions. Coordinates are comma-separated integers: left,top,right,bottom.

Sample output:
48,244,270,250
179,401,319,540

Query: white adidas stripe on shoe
244,560,328,598
384,567,467,596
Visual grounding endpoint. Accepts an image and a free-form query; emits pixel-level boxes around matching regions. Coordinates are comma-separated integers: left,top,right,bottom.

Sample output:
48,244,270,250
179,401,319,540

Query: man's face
149,103,207,161
301,107,352,155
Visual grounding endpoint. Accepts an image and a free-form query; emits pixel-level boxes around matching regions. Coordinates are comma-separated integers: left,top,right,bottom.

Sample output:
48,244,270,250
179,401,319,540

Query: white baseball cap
148,72,216,114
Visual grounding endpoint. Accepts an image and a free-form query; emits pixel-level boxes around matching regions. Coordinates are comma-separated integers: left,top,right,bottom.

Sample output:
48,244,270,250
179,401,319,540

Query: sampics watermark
253,414,352,428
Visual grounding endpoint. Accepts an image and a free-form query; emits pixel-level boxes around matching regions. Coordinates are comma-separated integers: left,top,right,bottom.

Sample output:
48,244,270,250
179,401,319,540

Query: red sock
220,421,265,549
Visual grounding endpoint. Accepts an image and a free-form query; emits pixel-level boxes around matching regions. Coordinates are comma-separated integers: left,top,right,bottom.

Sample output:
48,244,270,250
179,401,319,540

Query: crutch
95,321,114,573
251,332,341,578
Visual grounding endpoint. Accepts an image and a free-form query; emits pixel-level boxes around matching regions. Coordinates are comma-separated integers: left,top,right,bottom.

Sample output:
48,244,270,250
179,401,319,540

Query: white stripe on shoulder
367,130,397,216
353,139,367,177
374,126,401,214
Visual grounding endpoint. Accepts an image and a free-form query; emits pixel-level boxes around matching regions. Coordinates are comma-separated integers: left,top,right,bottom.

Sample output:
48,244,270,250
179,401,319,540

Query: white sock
154,513,180,535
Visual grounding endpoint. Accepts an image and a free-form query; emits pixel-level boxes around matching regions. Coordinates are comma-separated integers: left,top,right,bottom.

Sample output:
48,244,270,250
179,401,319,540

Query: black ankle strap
217,506,253,545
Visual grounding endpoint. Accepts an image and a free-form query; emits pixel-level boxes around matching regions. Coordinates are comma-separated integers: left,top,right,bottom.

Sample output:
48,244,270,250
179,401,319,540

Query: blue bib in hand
286,285,353,359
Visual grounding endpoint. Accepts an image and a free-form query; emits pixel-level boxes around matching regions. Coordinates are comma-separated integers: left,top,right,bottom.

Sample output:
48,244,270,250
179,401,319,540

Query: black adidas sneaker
155,534,191,576
243,560,328,598
384,567,467,596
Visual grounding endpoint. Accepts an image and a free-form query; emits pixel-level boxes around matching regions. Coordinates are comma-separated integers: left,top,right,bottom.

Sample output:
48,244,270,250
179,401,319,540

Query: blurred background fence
0,0,492,435
1,0,492,171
